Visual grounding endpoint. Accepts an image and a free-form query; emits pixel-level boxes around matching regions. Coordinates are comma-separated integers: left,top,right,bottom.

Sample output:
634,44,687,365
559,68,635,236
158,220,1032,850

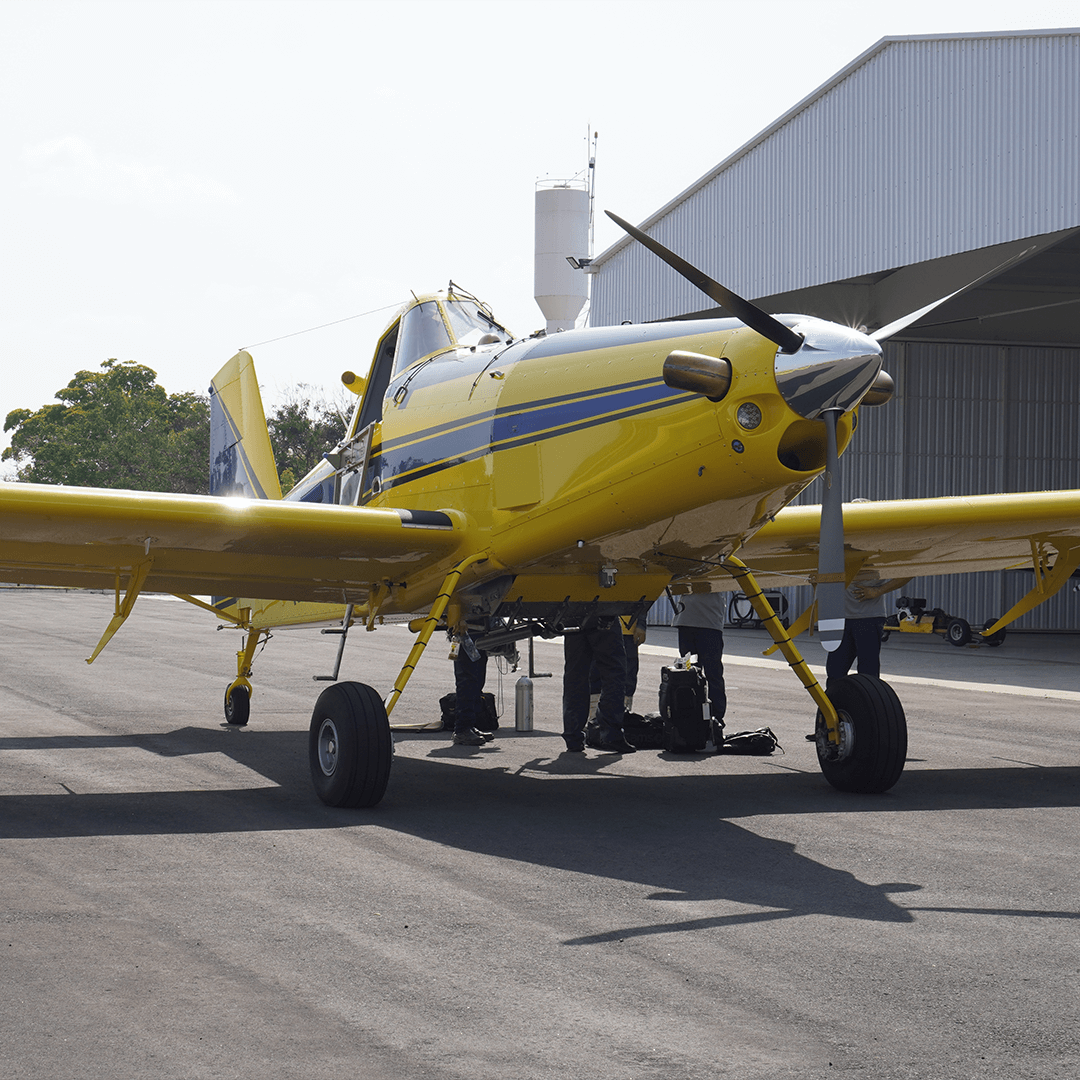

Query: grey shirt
672,592,727,630
843,579,890,619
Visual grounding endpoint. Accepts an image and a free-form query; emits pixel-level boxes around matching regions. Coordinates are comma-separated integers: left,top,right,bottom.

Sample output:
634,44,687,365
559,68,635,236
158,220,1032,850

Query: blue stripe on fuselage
366,377,695,494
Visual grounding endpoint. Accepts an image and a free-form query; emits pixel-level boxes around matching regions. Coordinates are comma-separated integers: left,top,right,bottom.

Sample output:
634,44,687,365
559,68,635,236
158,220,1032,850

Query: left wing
0,483,466,605
735,490,1080,630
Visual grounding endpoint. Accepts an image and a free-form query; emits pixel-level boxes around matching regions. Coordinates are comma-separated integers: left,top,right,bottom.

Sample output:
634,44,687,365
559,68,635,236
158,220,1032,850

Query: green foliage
266,387,349,486
3,359,210,493
3,360,349,498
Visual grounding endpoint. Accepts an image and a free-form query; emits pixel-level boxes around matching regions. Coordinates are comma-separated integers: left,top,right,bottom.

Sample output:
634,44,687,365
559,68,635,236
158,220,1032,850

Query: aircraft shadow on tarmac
3,725,1080,935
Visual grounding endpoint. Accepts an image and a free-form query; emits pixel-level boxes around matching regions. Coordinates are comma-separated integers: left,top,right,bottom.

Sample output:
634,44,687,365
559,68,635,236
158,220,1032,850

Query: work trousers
825,616,886,686
588,634,639,700
453,650,488,732
676,625,727,720
563,624,626,744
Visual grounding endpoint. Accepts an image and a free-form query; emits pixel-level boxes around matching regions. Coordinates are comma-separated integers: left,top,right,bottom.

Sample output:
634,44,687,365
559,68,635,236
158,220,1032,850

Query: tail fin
209,351,282,499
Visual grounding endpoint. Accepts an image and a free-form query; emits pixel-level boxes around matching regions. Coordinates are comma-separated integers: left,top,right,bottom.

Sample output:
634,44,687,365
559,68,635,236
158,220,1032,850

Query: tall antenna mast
587,127,598,257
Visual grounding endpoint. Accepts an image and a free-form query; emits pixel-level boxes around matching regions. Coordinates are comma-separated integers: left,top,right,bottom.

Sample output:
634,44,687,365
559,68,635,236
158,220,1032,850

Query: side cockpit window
393,302,451,376
443,298,507,348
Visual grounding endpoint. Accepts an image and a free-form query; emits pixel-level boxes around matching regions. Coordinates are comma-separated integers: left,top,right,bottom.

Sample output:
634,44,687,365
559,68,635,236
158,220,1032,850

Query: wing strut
382,552,489,716
721,555,842,745
980,542,1080,638
86,559,154,664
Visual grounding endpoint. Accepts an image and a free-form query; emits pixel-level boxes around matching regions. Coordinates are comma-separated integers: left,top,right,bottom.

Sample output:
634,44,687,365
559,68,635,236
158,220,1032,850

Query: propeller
605,212,804,354
816,409,846,652
607,210,856,652
870,243,1037,342
607,213,1034,657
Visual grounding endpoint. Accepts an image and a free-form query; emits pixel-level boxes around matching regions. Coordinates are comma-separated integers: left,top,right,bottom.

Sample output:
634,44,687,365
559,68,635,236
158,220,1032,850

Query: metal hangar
588,29,1080,631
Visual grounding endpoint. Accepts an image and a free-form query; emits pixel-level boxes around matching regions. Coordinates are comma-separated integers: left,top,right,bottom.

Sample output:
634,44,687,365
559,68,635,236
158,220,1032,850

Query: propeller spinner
606,211,881,652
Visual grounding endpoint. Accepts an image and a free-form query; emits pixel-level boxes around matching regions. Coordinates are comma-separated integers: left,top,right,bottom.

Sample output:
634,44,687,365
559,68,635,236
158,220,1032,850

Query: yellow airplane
2,218,1078,809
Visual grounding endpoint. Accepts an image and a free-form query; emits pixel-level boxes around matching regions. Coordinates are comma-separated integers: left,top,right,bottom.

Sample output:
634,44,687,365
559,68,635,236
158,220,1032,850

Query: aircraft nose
774,321,883,419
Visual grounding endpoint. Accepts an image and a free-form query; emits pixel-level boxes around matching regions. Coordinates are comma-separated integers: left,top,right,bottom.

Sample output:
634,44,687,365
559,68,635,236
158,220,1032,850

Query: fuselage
284,291,882,619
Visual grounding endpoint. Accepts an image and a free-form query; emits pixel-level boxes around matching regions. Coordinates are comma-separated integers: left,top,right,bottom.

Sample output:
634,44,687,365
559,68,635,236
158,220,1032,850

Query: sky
3,0,1079,474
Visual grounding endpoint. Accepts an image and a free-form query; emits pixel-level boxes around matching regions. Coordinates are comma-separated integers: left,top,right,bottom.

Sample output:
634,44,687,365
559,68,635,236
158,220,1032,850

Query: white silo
534,180,590,333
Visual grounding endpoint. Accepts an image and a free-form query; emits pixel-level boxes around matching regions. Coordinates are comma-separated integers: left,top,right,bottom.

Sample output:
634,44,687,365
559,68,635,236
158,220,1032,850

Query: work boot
585,729,637,754
452,727,493,746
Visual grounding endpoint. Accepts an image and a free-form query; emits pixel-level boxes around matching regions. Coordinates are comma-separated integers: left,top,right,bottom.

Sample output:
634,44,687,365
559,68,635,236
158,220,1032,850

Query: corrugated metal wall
596,30,1080,633
778,339,1080,631
592,31,1080,326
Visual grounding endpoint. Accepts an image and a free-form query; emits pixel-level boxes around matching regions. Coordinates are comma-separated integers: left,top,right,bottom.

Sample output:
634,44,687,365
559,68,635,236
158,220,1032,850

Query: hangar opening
586,29,1080,630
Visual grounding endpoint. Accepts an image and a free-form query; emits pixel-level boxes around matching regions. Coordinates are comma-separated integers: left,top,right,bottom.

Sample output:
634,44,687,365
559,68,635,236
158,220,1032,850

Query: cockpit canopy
391,292,512,377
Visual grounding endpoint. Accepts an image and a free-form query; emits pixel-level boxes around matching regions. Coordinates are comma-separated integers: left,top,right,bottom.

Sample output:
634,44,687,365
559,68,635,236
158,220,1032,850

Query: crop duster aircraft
2,213,1079,808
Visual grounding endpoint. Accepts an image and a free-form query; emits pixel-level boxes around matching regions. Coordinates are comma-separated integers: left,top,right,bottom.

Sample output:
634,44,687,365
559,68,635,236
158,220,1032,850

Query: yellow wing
0,482,467,608
739,490,1080,585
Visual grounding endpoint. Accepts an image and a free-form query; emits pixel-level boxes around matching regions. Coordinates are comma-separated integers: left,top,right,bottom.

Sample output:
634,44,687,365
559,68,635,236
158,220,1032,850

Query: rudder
209,351,282,499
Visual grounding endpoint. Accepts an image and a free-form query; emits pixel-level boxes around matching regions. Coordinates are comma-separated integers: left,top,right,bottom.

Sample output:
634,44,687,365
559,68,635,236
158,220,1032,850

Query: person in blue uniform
450,637,495,746
562,617,633,754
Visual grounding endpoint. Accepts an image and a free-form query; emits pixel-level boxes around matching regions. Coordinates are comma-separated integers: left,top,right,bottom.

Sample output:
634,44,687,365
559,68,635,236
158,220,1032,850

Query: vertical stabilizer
209,351,282,499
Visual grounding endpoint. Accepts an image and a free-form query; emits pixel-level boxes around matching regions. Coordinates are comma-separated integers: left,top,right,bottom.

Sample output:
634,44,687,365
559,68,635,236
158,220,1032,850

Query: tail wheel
224,684,250,727
981,618,1007,647
946,617,972,647
309,682,392,808
816,674,906,794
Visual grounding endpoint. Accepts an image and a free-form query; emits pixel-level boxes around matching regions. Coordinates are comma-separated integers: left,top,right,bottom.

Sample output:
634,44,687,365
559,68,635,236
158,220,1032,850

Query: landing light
736,402,762,430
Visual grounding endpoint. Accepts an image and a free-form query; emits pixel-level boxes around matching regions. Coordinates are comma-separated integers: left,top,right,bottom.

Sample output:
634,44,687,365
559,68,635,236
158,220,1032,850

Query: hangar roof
591,29,1080,343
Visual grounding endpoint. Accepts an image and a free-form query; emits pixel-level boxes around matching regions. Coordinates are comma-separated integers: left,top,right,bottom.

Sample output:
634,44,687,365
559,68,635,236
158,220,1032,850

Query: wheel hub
317,717,340,777
817,711,855,762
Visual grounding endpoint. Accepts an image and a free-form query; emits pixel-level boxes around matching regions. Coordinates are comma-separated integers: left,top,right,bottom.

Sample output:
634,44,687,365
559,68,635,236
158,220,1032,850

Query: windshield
444,298,503,348
393,302,452,376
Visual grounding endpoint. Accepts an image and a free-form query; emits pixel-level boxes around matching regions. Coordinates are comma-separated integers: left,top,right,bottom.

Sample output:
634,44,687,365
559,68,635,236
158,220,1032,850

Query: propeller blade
816,408,846,653
871,244,1037,342
606,211,804,354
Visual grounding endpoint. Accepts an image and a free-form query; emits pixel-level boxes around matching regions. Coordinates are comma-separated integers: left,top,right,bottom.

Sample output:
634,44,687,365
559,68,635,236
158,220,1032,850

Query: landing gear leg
224,624,263,727
815,675,907,794
721,555,907,794
306,553,489,806
309,682,392,808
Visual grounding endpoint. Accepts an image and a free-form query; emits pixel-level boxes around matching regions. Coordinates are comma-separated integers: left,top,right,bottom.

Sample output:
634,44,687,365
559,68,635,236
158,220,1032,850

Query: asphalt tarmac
2,588,1078,1079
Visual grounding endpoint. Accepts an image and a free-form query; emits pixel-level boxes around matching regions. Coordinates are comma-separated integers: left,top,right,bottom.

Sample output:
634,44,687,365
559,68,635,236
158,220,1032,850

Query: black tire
815,674,906,794
880,628,891,642
946,617,972,647
981,618,1006,647
309,682,392,808
224,684,250,727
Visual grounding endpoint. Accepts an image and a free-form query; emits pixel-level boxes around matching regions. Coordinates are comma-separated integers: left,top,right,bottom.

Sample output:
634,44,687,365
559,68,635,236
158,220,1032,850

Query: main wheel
946,617,972,646
981,618,1006,647
309,682,392,808
815,674,906,794
224,684,250,726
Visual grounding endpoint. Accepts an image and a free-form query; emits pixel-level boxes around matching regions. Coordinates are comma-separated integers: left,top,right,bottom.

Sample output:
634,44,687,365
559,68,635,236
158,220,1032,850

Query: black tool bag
719,727,783,755
659,663,710,752
438,692,499,731
622,711,665,750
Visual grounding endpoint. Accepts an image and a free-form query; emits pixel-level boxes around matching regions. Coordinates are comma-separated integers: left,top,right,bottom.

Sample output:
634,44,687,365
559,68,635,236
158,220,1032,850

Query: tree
3,359,210,494
266,386,350,490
